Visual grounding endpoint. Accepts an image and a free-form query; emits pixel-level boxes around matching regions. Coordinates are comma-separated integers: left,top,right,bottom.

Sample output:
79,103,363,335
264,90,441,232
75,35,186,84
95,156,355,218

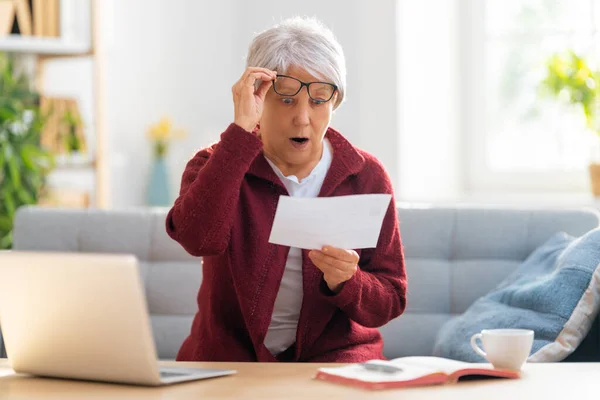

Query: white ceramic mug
470,328,534,370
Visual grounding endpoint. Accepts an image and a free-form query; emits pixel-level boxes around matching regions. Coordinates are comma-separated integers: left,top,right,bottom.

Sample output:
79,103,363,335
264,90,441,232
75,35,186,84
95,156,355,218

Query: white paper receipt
268,194,392,250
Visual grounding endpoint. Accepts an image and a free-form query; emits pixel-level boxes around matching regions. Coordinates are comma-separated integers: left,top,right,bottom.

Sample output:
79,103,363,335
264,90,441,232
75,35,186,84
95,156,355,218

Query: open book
314,356,520,390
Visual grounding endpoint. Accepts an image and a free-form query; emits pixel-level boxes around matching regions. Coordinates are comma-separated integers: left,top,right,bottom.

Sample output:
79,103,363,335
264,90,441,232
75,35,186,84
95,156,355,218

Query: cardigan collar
246,127,365,197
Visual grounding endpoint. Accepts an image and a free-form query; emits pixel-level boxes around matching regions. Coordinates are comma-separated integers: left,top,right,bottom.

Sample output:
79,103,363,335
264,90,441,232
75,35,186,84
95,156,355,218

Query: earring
253,123,261,138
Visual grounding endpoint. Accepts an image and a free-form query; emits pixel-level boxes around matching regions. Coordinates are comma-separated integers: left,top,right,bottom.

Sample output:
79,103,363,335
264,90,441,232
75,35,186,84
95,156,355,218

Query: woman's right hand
232,67,277,133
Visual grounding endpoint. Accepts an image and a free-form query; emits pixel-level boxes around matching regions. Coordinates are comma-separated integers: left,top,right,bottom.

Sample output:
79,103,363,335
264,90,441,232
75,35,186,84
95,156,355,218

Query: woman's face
258,66,337,172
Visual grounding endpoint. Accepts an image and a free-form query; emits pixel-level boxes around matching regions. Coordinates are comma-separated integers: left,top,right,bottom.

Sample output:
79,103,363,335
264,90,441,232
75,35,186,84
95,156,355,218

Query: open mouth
290,138,309,143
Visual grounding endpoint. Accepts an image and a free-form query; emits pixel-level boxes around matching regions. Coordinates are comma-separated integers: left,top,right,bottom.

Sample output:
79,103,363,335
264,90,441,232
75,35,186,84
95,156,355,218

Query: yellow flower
147,116,187,158
147,116,186,142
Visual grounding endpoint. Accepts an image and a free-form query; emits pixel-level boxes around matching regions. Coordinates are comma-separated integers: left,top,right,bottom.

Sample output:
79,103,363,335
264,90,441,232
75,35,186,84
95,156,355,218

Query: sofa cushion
432,228,600,362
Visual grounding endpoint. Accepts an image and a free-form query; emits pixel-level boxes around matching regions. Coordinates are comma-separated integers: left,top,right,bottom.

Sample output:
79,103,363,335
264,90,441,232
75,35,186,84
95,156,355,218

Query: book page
390,356,494,375
317,362,440,384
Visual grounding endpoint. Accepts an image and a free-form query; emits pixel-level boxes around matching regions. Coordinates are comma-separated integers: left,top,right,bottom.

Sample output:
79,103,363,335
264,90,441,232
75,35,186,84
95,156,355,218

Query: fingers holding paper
309,246,359,294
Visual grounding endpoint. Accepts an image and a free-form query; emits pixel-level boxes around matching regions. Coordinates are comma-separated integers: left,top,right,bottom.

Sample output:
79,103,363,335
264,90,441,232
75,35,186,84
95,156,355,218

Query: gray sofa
4,204,600,361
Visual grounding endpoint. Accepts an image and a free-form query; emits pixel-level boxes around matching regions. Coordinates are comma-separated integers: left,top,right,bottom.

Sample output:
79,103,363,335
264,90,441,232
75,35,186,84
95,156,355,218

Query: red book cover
314,356,520,390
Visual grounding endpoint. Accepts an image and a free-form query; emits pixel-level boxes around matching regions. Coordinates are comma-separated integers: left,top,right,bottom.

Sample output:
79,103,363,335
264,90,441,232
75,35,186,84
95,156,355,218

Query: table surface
0,359,597,399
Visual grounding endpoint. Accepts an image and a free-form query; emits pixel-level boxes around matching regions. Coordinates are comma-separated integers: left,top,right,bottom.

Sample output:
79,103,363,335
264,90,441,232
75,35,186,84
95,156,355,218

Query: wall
102,0,400,208
397,0,462,202
103,0,237,208
44,0,458,208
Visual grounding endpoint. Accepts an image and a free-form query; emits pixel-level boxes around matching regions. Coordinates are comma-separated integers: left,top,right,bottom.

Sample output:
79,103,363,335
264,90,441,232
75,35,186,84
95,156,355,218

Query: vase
146,156,171,206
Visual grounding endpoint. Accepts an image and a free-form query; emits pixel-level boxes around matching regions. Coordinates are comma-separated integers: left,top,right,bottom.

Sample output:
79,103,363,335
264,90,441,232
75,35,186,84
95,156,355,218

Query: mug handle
470,333,487,359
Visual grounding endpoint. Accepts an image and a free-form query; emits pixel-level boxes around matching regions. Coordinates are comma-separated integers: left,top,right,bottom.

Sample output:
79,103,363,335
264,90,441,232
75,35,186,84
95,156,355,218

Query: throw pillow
432,228,600,362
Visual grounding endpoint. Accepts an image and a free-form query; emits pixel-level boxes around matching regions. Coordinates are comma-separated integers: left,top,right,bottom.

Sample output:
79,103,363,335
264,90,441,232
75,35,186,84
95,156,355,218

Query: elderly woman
166,17,407,363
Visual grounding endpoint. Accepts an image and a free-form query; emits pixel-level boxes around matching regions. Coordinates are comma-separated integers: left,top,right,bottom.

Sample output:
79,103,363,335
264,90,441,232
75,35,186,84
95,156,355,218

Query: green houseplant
62,108,83,153
538,50,600,196
0,53,54,249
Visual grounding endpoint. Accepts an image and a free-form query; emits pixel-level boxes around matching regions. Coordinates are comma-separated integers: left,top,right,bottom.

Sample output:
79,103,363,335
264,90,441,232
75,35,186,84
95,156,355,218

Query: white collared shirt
263,139,333,355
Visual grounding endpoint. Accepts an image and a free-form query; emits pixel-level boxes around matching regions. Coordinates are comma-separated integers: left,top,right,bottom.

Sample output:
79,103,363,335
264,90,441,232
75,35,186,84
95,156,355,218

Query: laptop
0,251,236,386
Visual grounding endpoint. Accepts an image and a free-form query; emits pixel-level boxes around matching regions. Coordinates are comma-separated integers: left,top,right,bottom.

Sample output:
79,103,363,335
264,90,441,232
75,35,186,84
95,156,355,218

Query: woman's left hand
309,246,359,294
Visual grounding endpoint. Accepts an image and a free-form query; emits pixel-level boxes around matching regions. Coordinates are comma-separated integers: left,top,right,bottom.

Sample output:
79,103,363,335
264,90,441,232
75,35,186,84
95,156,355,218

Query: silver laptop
0,251,236,386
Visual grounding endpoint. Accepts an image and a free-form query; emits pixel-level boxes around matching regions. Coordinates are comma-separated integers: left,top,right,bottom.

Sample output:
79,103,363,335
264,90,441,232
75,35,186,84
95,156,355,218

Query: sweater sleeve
166,123,263,256
319,162,407,328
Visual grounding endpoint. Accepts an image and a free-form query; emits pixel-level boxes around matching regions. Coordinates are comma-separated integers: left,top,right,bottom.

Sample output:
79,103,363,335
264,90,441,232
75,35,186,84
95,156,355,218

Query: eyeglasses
272,75,338,103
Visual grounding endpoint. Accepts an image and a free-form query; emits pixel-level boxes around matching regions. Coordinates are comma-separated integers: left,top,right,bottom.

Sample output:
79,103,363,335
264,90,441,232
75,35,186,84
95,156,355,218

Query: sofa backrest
380,205,600,358
12,206,198,360
10,205,600,360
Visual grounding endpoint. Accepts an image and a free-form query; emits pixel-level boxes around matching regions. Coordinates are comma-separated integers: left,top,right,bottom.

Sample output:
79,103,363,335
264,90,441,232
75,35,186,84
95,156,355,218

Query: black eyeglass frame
272,74,338,103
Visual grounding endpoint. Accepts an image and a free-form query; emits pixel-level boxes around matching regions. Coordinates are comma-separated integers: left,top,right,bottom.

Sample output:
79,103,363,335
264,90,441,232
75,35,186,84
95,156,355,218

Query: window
463,0,597,193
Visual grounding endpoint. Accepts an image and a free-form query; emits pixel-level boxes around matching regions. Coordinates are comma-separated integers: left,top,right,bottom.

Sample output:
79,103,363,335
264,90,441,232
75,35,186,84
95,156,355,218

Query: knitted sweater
166,123,407,362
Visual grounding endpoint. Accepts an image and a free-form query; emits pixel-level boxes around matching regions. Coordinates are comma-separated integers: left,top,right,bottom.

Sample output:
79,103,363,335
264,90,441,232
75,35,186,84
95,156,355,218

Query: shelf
53,162,96,171
53,154,96,170
0,35,90,56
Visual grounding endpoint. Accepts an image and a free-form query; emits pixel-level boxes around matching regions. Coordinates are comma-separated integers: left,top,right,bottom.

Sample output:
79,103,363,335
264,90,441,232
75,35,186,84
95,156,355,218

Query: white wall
103,0,237,208
40,0,464,208
101,0,400,208
397,0,462,202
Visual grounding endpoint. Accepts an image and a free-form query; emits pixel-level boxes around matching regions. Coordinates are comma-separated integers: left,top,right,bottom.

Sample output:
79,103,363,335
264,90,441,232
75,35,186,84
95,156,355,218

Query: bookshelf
0,35,90,55
0,0,108,208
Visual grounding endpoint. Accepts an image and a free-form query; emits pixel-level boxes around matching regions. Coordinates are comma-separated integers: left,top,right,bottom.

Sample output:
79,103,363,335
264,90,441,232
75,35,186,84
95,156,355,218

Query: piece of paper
268,194,392,250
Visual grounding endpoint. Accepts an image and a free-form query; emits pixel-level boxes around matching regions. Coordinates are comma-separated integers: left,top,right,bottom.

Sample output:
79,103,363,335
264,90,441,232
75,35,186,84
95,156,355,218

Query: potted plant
0,52,54,249
63,109,82,152
538,50,600,196
61,106,89,166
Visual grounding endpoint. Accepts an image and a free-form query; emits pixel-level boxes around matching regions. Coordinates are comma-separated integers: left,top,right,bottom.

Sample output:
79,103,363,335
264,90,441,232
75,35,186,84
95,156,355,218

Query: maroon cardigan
166,123,407,362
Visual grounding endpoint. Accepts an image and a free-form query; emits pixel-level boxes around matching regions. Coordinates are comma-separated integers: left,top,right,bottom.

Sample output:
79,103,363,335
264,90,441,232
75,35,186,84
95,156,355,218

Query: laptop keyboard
160,371,189,378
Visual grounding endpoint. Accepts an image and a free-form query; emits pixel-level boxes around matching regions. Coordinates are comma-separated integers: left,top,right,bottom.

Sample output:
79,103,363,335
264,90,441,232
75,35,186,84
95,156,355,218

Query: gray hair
246,16,347,110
